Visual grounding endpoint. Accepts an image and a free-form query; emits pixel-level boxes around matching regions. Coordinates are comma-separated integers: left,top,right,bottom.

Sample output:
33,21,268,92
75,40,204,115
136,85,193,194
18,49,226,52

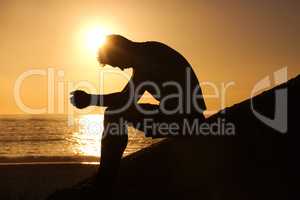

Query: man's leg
127,104,206,137
97,108,128,189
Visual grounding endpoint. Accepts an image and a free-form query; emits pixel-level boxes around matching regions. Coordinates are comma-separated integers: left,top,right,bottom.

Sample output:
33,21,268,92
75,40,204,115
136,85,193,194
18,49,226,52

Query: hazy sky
0,0,299,114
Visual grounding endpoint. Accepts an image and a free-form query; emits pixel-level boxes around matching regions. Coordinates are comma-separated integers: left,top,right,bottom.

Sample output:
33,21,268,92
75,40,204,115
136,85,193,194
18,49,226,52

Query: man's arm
70,77,136,109
90,85,134,108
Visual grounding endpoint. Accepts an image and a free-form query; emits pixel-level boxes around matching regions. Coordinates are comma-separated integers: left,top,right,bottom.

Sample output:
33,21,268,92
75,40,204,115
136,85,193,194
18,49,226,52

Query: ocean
0,114,161,164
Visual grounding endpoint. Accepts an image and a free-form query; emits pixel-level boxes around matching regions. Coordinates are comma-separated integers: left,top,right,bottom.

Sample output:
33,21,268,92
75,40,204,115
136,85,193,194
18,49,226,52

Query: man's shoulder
143,41,173,51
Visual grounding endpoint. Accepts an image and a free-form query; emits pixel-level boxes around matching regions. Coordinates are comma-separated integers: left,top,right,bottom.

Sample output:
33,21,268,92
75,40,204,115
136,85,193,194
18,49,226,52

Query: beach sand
0,163,99,200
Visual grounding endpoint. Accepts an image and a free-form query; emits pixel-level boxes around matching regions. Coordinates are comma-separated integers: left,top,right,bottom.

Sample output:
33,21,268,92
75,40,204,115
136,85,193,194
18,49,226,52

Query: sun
85,27,109,54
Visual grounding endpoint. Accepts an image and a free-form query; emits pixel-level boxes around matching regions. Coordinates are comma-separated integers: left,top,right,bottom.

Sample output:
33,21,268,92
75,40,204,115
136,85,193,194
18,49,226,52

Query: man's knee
103,107,124,125
103,108,128,140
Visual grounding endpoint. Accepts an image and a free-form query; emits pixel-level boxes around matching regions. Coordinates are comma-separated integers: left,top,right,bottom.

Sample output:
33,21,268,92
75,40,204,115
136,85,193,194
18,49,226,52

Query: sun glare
72,114,103,157
85,27,109,54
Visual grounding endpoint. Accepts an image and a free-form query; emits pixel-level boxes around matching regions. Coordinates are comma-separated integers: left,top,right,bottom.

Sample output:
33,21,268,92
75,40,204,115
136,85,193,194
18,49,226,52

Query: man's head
97,34,136,70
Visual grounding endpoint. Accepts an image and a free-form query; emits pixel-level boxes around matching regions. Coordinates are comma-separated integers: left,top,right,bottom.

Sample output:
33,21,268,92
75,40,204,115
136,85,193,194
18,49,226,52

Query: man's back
132,41,206,114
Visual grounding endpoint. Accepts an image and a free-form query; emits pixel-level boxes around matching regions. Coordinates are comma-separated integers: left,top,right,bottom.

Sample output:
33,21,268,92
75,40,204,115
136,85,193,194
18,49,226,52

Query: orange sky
0,0,299,115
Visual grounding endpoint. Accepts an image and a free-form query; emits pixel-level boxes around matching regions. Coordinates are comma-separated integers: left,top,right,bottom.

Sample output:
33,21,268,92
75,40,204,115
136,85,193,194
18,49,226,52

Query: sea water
0,114,160,163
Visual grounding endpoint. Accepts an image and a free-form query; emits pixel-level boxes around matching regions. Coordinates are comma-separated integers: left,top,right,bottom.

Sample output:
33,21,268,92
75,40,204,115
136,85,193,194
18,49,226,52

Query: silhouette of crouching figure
70,35,206,194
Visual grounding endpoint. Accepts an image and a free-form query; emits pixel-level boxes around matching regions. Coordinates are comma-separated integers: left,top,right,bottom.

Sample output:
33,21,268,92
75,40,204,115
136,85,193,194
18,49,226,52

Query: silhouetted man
70,35,206,190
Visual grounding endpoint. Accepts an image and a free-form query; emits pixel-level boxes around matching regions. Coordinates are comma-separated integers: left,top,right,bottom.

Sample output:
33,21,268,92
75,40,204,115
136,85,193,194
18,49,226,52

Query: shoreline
0,161,100,166
0,155,100,164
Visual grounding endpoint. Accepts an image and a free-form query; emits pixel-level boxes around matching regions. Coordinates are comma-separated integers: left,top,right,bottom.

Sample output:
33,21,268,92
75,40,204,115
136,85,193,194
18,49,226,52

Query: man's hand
70,90,91,109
